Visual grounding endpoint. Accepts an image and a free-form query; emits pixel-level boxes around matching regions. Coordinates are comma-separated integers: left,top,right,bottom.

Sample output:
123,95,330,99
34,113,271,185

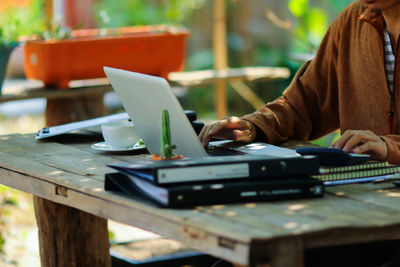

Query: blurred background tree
1,0,353,120
0,0,354,142
94,0,352,120
0,0,45,41
0,0,354,138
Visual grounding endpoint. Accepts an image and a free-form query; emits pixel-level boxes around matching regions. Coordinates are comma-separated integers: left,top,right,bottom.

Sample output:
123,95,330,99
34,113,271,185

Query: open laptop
103,67,300,158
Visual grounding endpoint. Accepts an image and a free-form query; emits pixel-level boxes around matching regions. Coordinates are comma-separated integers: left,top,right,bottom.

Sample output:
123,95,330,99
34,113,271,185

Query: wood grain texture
0,83,112,103
45,93,105,127
168,67,290,87
34,196,111,267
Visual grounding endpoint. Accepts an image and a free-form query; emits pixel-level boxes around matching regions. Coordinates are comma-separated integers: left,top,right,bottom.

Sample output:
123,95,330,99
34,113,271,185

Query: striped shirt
384,30,395,95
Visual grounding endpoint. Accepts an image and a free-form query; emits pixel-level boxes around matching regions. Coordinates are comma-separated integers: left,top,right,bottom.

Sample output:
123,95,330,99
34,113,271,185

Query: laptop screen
104,67,209,158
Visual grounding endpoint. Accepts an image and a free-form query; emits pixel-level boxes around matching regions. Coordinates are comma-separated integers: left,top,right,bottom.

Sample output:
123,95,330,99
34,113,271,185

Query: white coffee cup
101,120,140,148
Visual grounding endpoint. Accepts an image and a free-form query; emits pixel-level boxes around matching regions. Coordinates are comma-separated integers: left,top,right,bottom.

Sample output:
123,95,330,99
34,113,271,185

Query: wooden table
1,133,400,267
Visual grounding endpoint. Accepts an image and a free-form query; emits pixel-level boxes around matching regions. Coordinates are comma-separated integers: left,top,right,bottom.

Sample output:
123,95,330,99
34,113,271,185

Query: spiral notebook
312,161,400,186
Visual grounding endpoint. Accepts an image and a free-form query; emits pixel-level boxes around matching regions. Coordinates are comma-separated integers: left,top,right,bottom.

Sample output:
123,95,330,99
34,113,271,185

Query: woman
200,0,400,164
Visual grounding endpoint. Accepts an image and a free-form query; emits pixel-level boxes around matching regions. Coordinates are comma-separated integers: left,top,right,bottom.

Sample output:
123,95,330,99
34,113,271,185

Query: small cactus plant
160,109,177,159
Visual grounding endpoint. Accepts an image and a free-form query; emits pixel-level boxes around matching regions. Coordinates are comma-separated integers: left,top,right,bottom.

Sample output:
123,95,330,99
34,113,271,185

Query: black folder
107,155,319,185
105,172,324,208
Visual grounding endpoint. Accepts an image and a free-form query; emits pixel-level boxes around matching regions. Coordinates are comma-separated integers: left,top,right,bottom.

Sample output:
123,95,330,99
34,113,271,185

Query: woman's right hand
199,116,257,148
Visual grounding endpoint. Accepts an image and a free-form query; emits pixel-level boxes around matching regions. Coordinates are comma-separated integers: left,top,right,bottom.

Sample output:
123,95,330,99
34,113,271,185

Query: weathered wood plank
302,223,400,249
326,183,400,211
0,151,104,190
168,67,290,87
0,83,112,103
196,191,400,237
0,134,137,183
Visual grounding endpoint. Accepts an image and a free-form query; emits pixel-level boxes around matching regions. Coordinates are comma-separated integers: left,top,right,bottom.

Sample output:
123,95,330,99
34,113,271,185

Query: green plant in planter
160,109,177,159
40,23,72,41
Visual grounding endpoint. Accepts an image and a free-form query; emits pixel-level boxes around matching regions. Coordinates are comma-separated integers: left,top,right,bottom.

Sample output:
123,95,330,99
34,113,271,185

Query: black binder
105,172,324,208
107,155,319,185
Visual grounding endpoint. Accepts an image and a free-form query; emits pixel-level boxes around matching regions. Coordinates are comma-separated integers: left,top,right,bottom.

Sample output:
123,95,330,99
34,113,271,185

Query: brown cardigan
242,1,400,163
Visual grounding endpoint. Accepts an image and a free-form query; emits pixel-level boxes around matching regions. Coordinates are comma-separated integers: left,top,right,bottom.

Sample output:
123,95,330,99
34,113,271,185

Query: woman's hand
199,116,257,148
330,130,388,161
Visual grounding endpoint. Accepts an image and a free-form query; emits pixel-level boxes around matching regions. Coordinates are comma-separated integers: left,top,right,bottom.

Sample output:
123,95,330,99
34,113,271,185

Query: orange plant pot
152,154,184,161
24,26,189,88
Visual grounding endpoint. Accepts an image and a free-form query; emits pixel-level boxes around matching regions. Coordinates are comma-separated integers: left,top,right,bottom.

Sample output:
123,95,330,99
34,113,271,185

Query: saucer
91,142,146,152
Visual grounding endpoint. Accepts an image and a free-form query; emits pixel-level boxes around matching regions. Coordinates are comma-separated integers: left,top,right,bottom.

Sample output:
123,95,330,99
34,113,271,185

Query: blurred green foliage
288,0,351,53
289,0,328,52
92,0,352,72
0,185,20,256
0,0,45,46
95,0,207,27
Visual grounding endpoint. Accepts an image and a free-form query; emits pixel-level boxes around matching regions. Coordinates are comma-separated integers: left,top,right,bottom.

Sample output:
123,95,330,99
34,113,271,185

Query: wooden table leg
34,197,111,267
264,238,304,267
248,238,304,267
33,93,110,266
45,93,105,126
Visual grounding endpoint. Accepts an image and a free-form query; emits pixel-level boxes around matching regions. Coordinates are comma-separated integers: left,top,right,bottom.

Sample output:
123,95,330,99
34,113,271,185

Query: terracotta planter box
24,26,189,88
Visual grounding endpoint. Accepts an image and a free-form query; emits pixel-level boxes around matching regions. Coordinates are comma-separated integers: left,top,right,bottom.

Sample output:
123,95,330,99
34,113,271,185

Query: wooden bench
169,67,290,119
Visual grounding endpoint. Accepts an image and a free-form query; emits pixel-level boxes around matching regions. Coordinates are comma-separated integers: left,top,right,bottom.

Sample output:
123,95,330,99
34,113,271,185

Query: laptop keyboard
206,146,246,156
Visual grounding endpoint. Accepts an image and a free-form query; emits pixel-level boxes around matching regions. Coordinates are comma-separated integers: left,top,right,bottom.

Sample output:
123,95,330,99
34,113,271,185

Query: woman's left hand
330,130,388,161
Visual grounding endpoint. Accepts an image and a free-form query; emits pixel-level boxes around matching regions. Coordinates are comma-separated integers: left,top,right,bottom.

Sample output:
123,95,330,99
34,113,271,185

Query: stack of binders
105,155,324,208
